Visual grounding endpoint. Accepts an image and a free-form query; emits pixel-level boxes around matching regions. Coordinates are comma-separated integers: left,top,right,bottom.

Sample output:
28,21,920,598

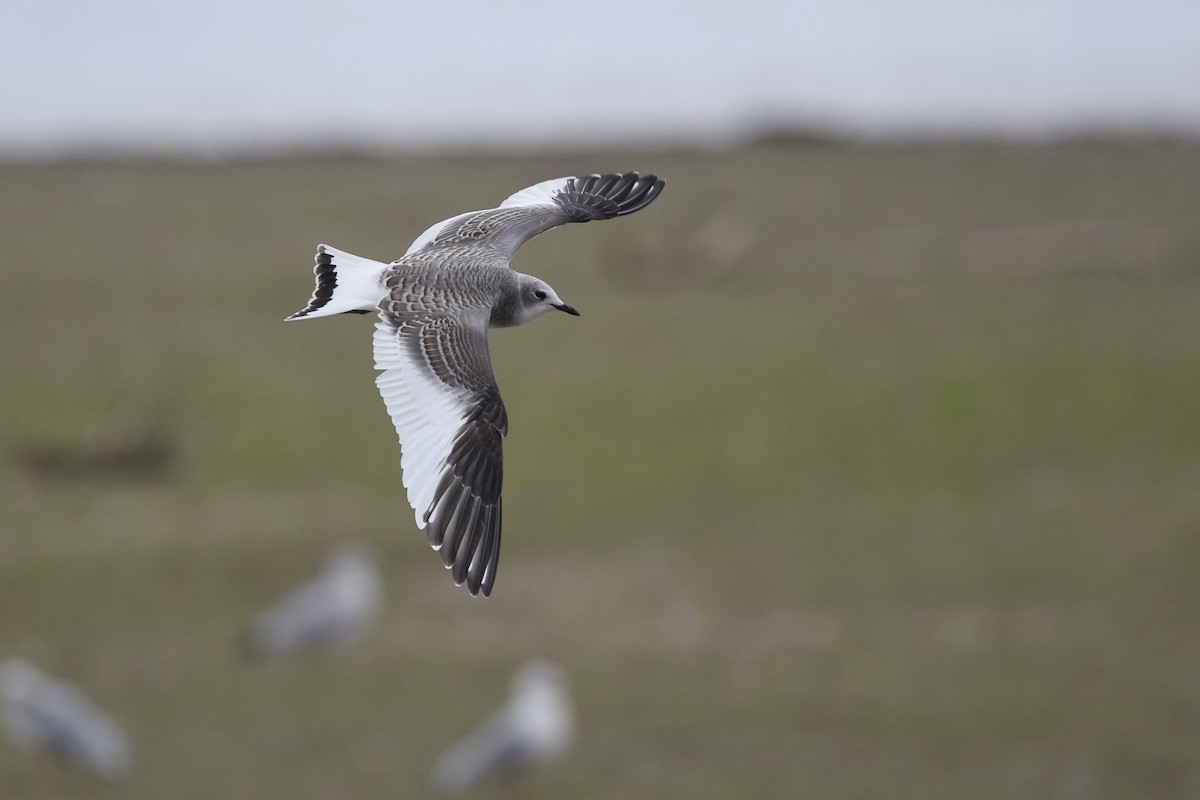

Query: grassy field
1,139,1198,799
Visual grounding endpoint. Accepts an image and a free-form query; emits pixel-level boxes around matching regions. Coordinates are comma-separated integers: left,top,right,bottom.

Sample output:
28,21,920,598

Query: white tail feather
285,245,389,321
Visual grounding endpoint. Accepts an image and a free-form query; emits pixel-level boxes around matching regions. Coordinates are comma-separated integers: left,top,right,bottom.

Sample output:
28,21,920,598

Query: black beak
555,303,581,317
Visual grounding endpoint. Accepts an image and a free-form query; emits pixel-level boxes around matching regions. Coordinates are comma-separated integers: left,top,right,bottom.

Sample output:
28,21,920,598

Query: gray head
512,274,579,326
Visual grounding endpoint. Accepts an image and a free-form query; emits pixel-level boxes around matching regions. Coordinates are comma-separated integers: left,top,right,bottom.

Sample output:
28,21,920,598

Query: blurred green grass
1,140,1199,798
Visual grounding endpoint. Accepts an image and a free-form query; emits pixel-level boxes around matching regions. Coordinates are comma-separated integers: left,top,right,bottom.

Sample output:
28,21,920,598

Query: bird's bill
554,303,581,316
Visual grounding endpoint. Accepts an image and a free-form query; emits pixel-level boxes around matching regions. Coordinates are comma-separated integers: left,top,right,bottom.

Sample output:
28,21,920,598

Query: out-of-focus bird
430,659,576,794
244,543,383,659
0,659,133,779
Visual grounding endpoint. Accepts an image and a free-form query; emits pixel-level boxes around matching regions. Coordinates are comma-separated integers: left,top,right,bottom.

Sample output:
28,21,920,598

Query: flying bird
429,659,575,794
287,172,666,596
0,659,133,779
243,543,384,659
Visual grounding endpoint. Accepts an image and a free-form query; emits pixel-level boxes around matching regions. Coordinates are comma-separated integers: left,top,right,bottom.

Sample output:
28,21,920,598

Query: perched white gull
429,659,575,794
287,172,666,596
244,543,384,658
0,659,133,779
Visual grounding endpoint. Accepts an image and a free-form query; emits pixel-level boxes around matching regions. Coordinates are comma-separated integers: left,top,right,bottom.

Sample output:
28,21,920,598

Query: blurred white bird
0,659,133,779
430,659,576,794
244,543,383,658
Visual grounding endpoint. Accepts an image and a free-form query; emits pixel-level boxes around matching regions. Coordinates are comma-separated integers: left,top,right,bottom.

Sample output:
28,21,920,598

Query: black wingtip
553,171,666,221
613,172,665,217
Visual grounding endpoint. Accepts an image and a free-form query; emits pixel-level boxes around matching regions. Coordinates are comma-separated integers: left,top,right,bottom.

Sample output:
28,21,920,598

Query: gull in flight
287,172,665,595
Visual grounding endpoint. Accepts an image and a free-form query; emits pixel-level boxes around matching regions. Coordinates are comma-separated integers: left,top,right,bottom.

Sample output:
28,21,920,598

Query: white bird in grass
287,172,665,596
244,543,383,658
430,659,576,794
0,659,133,779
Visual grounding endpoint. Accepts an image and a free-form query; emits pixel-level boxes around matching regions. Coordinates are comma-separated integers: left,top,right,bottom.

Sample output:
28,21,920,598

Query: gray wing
373,299,507,597
405,172,666,261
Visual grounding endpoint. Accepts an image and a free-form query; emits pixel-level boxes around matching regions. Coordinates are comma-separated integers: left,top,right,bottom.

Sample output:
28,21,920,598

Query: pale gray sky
3,0,1198,155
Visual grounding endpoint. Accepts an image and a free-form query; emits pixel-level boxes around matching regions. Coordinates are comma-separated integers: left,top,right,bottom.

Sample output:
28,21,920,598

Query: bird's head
513,275,579,325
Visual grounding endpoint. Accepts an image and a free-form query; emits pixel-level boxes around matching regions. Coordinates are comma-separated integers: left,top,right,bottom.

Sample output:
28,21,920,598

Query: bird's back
383,246,510,304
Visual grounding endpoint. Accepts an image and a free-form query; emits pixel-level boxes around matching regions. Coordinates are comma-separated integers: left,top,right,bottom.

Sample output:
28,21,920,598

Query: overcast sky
3,0,1198,156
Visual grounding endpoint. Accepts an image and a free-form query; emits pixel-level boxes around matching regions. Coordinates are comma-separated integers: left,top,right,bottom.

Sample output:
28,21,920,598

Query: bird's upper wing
373,293,507,597
402,172,666,261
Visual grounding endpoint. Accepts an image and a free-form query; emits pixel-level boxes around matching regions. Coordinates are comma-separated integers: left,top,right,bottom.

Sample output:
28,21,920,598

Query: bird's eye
534,290,547,300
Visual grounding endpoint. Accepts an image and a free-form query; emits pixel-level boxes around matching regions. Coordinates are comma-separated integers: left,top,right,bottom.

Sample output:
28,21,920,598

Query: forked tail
285,244,389,320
